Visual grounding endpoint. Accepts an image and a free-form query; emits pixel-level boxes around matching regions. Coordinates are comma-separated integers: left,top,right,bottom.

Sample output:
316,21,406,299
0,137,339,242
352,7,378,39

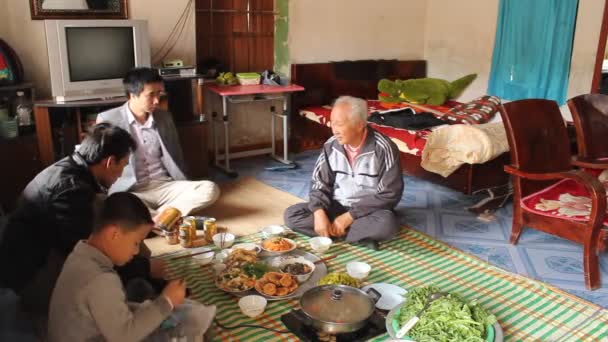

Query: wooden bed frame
289,60,510,196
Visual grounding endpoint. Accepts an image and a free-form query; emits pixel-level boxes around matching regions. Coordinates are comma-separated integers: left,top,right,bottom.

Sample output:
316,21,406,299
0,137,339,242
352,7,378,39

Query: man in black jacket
0,123,166,314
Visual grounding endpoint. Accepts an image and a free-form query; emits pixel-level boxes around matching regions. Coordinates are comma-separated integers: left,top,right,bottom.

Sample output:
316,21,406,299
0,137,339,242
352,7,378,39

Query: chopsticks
170,250,214,261
314,254,337,265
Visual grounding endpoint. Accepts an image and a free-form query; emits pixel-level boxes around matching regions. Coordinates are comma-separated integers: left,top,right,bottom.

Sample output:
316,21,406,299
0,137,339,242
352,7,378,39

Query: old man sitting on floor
284,96,404,249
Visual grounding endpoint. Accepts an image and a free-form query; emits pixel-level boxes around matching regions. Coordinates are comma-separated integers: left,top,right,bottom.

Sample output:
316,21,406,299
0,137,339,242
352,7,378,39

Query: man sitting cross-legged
284,96,404,249
97,67,219,219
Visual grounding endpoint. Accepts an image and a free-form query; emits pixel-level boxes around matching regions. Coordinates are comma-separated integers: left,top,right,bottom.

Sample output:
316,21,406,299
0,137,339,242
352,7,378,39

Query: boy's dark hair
77,122,136,165
123,67,163,97
93,192,153,233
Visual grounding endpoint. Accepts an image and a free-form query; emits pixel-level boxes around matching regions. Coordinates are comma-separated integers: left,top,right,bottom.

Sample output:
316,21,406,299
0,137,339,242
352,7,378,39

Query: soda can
179,221,196,248
156,207,182,232
204,218,217,242
185,216,206,231
164,230,179,245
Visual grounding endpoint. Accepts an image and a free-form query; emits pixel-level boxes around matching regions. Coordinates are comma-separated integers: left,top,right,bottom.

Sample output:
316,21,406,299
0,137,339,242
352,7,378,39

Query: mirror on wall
30,0,128,20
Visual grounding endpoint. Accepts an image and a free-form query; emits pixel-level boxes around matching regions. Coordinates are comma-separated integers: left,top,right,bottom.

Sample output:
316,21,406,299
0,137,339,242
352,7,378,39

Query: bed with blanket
290,60,511,198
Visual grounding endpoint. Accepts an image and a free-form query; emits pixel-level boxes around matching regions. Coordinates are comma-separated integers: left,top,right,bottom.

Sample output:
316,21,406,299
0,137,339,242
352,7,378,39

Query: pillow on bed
441,95,501,125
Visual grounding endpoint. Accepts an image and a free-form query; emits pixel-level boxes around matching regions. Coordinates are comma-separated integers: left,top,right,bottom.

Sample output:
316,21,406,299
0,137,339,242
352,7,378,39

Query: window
195,0,275,73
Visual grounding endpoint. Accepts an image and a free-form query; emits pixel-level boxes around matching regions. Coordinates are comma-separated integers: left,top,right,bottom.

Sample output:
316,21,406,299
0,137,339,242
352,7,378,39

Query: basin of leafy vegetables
386,285,499,342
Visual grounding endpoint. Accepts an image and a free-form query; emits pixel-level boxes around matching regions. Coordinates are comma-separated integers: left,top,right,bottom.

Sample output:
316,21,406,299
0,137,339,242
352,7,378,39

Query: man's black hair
93,192,153,233
77,122,136,165
123,67,163,97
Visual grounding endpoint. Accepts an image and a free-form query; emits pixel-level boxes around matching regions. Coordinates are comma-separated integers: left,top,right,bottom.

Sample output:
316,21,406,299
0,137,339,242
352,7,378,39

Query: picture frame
30,0,128,20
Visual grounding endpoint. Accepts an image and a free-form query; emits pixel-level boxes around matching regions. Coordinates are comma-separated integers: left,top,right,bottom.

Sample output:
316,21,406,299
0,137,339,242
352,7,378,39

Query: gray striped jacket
308,127,404,219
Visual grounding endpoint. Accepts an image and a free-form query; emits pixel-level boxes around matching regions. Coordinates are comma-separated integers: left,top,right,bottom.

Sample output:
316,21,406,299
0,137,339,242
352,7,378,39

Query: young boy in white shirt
48,192,215,341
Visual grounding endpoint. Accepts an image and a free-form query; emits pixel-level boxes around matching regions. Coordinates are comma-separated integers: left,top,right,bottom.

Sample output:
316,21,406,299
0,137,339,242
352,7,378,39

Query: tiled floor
2,149,607,340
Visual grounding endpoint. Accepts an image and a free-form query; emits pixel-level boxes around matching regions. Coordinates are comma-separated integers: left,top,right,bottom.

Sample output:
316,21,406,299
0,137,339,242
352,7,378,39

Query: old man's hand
330,212,354,237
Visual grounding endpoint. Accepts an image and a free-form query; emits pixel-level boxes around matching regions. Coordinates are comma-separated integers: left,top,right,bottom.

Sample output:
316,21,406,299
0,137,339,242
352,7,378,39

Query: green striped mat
164,228,608,342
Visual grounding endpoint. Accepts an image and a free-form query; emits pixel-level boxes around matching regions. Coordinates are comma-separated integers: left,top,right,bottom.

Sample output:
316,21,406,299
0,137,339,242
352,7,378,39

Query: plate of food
231,242,262,254
260,237,297,256
215,267,256,294
224,248,259,268
385,285,502,342
254,272,299,298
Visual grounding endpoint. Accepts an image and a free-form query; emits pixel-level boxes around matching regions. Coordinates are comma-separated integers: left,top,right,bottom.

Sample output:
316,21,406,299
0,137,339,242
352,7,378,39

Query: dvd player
159,66,197,77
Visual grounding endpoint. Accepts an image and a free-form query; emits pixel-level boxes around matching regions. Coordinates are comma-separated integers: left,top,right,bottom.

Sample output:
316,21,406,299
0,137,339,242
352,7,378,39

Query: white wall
424,0,605,107
424,0,499,102
289,0,428,63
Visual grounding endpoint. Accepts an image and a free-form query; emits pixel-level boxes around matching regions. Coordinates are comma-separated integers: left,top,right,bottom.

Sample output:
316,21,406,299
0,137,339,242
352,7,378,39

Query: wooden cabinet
0,83,41,210
177,120,209,179
0,135,42,210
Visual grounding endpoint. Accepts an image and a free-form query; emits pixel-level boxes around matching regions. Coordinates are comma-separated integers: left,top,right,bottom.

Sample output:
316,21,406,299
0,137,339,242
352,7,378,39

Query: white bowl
309,237,332,254
192,249,215,265
346,261,371,280
279,257,316,283
261,225,285,238
238,295,267,318
212,233,235,249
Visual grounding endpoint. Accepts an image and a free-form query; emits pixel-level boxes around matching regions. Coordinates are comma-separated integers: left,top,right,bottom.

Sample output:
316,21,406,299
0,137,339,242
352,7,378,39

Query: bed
289,60,511,198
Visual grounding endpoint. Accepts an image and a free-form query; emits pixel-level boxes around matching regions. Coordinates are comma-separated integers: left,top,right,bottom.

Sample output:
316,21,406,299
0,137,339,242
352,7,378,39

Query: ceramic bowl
192,249,215,266
261,225,286,239
346,261,371,280
238,295,267,318
309,237,332,254
278,257,316,283
212,232,235,249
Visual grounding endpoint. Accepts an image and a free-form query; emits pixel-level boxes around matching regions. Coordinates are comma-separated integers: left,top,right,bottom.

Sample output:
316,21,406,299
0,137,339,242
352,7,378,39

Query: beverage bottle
15,91,33,127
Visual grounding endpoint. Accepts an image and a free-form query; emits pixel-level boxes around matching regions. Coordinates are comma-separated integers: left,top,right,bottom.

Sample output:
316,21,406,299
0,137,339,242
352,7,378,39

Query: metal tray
227,249,328,301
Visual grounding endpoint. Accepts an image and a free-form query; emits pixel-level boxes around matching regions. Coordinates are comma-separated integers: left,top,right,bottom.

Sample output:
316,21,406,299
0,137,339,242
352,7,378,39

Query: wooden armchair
567,94,608,169
500,99,607,290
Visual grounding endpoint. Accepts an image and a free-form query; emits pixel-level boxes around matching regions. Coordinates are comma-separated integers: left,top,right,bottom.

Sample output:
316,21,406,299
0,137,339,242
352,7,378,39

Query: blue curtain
488,0,579,105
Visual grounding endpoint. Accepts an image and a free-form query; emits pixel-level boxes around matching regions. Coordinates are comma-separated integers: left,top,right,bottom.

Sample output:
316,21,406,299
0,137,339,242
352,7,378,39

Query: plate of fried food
225,248,259,267
215,267,256,294
254,271,299,298
260,237,296,256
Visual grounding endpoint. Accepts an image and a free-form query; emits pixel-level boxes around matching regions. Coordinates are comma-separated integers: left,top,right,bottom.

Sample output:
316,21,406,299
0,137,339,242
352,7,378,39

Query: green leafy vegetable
396,286,497,342
318,272,361,287
242,262,270,279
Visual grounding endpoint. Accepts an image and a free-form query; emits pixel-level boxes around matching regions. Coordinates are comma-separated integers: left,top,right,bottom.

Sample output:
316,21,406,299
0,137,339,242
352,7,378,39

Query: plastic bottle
15,91,33,127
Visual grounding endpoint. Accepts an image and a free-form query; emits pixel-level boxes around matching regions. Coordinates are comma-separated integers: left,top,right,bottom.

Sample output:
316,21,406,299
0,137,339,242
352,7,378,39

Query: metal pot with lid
297,285,381,334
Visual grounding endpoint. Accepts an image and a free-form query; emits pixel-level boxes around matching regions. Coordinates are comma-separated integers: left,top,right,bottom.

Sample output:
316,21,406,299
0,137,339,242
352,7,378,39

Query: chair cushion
521,178,608,225
442,95,501,125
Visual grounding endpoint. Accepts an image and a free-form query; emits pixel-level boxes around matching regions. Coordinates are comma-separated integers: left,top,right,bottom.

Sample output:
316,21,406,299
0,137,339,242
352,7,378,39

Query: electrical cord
152,0,194,65
214,318,291,334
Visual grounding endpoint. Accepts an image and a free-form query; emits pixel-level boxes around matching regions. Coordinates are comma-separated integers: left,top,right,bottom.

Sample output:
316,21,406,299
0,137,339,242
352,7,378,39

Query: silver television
45,19,151,102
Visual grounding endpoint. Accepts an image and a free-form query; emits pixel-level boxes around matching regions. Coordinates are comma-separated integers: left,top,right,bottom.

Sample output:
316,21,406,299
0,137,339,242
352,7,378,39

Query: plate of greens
385,285,502,342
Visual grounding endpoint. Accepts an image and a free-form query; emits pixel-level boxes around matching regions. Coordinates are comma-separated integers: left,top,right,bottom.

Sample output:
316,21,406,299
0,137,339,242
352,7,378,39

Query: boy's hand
150,259,168,279
162,279,186,308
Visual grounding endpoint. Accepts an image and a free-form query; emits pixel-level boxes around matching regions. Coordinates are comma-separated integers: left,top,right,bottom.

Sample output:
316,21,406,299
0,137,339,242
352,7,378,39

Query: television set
45,19,151,102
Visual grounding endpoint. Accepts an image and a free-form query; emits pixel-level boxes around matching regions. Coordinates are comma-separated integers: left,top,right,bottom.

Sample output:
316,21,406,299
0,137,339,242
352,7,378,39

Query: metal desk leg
214,95,238,177
270,95,294,165
212,111,218,168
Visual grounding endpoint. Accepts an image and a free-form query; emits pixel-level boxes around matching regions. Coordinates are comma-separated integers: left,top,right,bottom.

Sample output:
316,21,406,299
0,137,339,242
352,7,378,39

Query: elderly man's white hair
333,96,368,123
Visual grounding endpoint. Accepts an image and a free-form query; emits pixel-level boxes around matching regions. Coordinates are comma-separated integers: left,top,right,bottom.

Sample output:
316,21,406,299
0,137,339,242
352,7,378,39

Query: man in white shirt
97,67,219,219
